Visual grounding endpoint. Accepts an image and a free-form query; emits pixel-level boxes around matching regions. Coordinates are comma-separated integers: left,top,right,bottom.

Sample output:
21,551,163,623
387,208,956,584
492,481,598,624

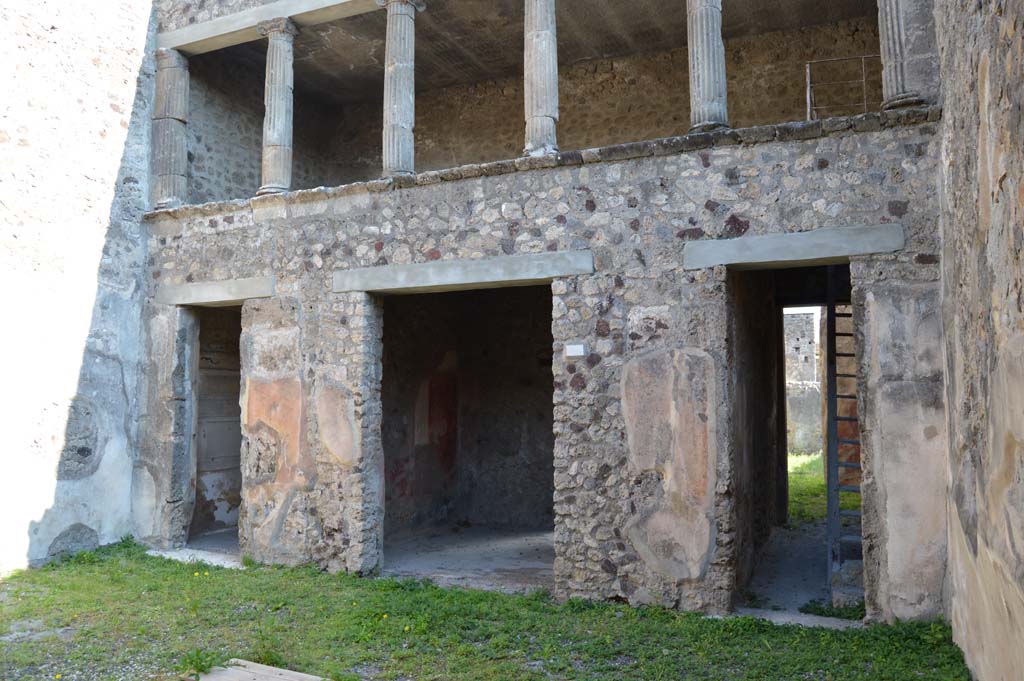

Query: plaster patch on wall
315,380,361,468
985,333,1024,587
622,348,717,581
240,376,319,564
859,282,947,621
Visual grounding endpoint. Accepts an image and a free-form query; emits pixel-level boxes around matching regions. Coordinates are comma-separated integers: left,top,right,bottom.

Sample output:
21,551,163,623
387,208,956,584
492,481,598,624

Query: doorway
186,306,243,556
379,286,555,593
732,265,864,614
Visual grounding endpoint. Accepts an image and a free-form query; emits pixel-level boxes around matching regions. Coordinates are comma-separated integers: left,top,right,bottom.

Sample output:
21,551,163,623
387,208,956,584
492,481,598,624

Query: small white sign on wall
564,343,588,358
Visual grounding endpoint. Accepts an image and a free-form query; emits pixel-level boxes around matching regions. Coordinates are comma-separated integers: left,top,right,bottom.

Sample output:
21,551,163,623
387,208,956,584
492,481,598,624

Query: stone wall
142,110,945,614
325,17,883,184
179,16,884,197
784,311,819,383
0,1,154,571
858,279,947,620
728,270,784,586
237,296,322,565
188,50,340,203
188,52,263,203
936,0,1024,678
784,310,823,455
156,0,276,33
382,287,554,535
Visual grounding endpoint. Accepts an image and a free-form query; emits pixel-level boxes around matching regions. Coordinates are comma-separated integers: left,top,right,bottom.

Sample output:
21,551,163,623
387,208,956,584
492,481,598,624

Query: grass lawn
787,452,860,526
0,541,969,680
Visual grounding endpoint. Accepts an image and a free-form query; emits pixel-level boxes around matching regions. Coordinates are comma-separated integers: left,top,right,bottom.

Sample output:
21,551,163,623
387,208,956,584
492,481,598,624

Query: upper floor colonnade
150,0,939,209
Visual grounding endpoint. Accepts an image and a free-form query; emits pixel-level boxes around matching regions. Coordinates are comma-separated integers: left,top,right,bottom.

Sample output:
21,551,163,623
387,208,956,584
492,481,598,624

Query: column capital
257,17,298,38
376,0,426,11
155,48,188,70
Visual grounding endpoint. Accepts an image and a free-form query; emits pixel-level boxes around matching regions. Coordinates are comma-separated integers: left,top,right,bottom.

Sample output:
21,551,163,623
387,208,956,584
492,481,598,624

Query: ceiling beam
156,0,380,55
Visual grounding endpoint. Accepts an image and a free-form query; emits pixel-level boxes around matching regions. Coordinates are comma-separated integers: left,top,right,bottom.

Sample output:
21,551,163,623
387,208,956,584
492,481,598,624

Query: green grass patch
799,599,867,621
0,540,968,680
787,452,861,526
788,452,828,525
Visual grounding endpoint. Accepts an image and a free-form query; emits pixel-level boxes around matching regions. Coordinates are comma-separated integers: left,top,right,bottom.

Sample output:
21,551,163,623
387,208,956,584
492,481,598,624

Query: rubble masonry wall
935,0,1024,678
141,110,945,615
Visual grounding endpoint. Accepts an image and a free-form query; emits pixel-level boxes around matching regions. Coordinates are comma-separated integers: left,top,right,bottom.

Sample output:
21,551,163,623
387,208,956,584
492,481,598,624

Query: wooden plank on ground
200,659,323,680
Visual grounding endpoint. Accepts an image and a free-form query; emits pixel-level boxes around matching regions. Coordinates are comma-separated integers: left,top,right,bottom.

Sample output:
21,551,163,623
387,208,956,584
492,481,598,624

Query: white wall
0,0,155,572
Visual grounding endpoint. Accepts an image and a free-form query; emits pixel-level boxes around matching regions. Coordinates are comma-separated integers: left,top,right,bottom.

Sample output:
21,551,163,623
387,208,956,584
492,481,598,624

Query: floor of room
146,527,242,568
745,520,830,611
188,527,240,554
382,525,555,594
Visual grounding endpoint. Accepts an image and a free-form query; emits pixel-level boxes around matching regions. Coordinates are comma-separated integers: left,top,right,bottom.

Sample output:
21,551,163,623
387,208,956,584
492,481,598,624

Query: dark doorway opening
380,286,555,592
731,265,864,616
187,306,243,557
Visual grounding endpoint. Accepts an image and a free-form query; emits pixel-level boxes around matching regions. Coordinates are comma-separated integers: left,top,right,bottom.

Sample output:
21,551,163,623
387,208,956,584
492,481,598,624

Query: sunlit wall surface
0,0,155,573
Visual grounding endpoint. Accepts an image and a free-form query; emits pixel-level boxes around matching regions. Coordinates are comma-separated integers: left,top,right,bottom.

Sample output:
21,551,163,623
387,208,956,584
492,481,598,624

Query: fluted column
378,0,424,176
257,18,298,195
686,0,729,132
878,0,938,108
152,49,189,208
524,0,559,156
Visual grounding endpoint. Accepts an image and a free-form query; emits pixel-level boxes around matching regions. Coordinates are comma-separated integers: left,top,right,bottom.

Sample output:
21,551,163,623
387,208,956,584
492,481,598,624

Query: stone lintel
332,251,594,294
155,276,276,306
682,224,905,270
157,0,378,55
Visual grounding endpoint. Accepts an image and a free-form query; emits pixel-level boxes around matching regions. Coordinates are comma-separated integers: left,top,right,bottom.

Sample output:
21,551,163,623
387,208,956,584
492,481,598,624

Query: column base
882,93,927,110
524,144,559,157
689,121,730,134
256,185,289,196
153,199,183,210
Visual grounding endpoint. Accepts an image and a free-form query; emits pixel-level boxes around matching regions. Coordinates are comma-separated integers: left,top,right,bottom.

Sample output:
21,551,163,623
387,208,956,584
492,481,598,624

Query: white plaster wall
0,1,155,572
859,281,948,621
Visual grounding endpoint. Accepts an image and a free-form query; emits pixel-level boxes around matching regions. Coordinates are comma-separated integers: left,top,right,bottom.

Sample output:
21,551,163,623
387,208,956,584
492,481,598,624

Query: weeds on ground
174,648,221,680
249,620,287,667
799,599,867,620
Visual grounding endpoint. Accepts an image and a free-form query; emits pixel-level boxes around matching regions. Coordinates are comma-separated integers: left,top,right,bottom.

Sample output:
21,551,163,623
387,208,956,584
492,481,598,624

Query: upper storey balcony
150,0,939,209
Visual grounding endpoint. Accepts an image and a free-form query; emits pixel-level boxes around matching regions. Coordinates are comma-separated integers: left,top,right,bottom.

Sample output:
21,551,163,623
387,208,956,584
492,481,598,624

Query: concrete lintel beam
155,276,276,306
157,0,379,55
682,224,905,270
332,251,595,294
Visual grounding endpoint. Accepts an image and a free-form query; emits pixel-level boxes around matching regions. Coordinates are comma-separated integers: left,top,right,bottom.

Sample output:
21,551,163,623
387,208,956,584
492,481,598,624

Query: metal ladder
825,266,863,594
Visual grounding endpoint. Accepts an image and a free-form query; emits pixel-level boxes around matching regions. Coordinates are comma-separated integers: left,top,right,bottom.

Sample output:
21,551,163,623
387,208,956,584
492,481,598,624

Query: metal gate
824,266,863,599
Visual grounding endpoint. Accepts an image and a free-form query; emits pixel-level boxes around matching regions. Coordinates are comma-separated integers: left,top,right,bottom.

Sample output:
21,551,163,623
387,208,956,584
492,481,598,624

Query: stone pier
379,0,424,176
877,0,939,108
152,48,189,208
686,0,729,132
257,18,298,195
523,0,559,156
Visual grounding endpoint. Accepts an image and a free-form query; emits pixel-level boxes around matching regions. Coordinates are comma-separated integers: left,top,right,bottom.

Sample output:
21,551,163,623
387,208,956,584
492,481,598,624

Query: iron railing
805,55,881,121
